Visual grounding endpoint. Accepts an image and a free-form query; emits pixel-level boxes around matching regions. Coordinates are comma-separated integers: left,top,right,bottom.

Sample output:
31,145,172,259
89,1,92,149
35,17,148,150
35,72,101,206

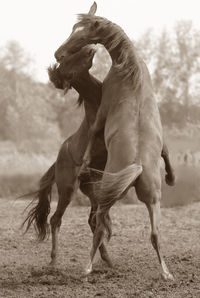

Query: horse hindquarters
135,167,174,280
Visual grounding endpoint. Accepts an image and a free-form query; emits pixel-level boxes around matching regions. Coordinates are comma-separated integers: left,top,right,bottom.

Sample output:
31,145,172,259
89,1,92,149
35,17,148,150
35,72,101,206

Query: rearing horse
55,2,174,280
22,46,111,267
23,43,174,270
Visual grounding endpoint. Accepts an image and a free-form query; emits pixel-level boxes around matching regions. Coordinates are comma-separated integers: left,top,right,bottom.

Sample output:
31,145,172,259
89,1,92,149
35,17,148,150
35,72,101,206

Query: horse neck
95,22,142,89
97,25,134,67
71,71,102,125
72,71,101,105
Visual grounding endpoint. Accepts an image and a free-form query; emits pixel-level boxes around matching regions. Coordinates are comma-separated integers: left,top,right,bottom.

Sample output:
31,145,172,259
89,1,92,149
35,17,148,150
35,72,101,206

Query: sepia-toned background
0,0,199,206
0,1,200,297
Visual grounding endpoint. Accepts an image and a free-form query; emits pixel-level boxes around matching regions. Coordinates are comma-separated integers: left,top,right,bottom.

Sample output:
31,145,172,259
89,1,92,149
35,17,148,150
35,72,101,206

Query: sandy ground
0,199,200,298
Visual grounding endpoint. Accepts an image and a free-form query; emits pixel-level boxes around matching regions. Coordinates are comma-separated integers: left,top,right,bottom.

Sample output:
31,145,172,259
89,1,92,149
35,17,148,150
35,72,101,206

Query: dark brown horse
55,2,175,279
22,46,112,267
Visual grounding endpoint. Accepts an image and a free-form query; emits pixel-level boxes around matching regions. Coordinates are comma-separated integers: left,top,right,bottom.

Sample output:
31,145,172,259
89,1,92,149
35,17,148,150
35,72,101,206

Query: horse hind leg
85,206,112,274
80,183,112,271
136,178,174,280
88,206,112,267
50,150,77,266
50,187,74,266
146,199,174,280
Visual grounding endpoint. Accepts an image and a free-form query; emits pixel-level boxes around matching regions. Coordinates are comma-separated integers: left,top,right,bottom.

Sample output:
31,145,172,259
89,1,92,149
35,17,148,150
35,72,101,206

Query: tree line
0,20,200,146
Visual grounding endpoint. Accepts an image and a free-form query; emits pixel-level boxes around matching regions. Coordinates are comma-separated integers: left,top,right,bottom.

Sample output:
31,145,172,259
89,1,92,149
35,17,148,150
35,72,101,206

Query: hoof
107,260,113,268
103,257,113,268
49,260,56,267
165,174,175,186
161,271,174,281
85,263,93,275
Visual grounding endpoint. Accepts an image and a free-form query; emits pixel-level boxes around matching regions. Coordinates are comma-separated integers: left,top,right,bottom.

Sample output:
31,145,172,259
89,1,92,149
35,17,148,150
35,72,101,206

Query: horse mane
48,64,84,108
77,14,142,90
48,64,64,90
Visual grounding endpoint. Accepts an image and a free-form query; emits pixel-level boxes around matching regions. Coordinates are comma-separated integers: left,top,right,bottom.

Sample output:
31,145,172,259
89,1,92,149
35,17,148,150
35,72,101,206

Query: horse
22,44,174,269
22,45,112,267
54,2,174,280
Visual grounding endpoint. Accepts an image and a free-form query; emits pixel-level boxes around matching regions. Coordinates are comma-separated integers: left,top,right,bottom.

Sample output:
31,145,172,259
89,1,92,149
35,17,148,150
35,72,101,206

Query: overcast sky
0,0,199,81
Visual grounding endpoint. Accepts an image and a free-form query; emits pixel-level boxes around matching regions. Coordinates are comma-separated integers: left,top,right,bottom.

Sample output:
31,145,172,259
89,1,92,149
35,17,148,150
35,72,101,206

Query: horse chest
104,99,139,149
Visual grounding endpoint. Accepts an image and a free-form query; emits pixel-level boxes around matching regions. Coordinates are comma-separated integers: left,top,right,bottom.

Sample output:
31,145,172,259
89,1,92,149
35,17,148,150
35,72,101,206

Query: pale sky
0,0,199,82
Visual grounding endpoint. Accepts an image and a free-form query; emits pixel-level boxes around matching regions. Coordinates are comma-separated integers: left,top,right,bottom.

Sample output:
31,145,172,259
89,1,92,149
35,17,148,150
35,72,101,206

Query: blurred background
0,0,199,206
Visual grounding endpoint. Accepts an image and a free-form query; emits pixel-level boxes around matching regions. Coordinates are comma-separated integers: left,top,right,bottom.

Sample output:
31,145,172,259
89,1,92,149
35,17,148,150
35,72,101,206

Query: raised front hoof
165,174,176,186
161,271,174,281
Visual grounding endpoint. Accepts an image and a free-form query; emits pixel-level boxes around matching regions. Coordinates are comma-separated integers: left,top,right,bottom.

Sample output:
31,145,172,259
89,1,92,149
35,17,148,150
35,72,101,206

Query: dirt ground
0,199,199,298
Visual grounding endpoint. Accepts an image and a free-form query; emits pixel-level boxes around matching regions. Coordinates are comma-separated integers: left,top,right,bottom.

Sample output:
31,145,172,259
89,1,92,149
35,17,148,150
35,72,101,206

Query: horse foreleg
146,199,174,280
81,135,94,168
80,110,106,174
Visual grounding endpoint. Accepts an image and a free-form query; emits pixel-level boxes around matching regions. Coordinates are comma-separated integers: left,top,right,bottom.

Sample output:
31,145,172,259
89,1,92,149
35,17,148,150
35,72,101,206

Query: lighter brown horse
55,2,174,280
23,44,174,269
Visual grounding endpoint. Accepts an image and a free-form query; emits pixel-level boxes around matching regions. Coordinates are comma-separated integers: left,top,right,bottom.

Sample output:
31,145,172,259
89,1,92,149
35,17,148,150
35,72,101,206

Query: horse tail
21,163,55,241
162,143,175,186
93,163,142,240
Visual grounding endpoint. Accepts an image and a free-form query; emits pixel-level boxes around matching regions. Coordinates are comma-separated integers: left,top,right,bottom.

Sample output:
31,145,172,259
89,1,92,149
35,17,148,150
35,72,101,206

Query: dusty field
0,199,200,298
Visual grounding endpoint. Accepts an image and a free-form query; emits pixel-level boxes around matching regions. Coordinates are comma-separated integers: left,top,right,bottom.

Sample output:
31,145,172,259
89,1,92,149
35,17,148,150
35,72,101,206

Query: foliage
1,22,200,143
136,21,200,126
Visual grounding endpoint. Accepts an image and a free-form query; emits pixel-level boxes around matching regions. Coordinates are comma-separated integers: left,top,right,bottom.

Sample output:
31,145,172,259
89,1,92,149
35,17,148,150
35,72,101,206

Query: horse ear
88,2,97,15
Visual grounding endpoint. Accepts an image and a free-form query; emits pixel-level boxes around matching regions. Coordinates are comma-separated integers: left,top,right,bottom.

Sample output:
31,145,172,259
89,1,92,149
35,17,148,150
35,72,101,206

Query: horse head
54,2,100,62
48,45,96,92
